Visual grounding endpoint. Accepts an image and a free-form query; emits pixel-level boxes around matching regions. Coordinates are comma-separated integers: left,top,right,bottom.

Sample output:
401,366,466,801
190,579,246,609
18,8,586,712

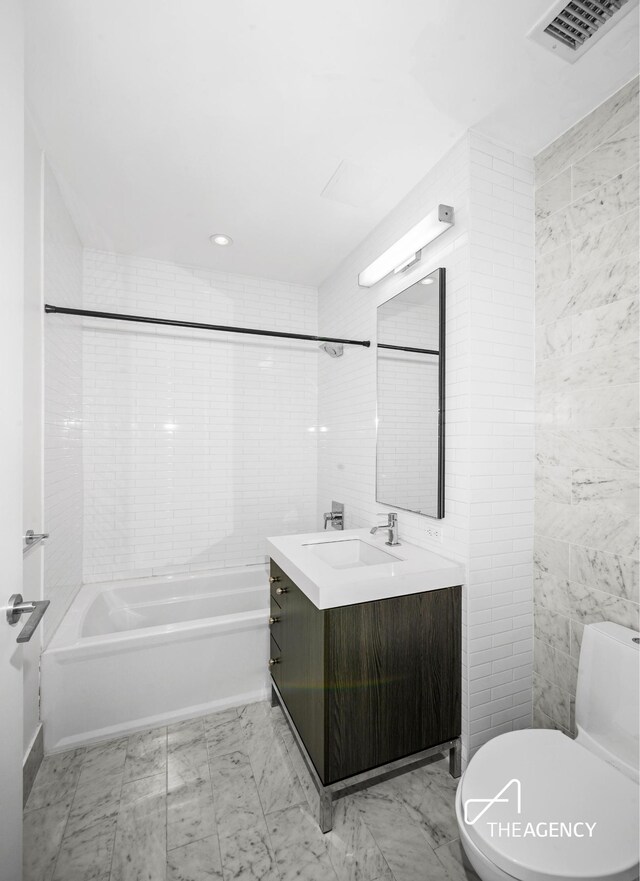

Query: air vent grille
528,0,637,62
544,0,629,50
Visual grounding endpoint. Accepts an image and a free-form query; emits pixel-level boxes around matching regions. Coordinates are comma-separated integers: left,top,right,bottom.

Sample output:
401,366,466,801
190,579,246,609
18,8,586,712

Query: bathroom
1,2,638,880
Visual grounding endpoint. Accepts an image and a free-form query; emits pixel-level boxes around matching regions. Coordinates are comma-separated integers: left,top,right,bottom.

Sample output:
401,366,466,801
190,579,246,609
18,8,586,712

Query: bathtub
41,566,270,752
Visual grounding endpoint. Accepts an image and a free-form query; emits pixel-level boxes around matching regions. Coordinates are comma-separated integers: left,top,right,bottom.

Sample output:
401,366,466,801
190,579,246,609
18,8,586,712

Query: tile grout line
48,747,89,881
203,712,226,879
236,705,287,881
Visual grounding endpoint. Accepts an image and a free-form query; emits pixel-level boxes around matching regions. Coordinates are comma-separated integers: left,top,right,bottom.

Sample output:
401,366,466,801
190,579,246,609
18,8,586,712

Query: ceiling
25,1,639,286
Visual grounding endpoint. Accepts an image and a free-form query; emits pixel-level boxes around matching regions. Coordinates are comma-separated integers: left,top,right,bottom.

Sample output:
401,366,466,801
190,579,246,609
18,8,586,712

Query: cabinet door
269,566,327,782
326,585,461,782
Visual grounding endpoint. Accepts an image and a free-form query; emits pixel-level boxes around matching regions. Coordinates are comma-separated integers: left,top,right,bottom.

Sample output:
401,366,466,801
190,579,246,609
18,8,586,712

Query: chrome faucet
370,512,400,546
323,501,344,530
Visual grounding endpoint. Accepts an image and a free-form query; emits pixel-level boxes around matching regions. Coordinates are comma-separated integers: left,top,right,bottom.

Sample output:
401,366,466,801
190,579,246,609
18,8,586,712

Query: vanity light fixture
358,205,454,288
209,233,233,246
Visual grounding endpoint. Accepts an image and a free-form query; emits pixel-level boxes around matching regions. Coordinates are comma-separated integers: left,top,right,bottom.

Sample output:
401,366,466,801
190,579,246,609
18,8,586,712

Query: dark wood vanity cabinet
269,559,461,785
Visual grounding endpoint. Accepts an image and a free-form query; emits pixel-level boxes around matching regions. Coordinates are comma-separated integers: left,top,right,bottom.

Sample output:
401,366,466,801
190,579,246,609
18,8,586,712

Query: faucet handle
377,512,397,524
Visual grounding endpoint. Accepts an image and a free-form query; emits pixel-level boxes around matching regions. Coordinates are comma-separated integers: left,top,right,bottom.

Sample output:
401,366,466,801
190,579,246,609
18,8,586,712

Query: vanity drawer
269,606,283,644
269,560,292,603
269,635,283,686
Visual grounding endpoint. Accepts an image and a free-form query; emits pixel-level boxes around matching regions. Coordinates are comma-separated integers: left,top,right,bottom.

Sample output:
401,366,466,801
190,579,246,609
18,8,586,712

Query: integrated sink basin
267,528,465,609
303,538,401,569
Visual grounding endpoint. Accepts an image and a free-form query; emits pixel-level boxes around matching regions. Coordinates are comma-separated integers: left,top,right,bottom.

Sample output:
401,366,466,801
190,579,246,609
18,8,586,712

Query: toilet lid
459,730,639,881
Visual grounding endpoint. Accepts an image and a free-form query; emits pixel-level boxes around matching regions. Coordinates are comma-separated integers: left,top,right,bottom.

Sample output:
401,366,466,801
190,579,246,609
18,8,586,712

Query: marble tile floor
24,701,479,881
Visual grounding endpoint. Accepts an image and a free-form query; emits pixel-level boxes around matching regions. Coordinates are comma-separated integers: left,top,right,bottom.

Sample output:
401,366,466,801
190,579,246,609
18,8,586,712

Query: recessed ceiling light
210,233,233,246
420,277,435,285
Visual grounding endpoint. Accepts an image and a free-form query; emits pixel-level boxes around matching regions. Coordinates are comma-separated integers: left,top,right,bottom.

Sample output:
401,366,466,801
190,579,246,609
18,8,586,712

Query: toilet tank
575,622,640,781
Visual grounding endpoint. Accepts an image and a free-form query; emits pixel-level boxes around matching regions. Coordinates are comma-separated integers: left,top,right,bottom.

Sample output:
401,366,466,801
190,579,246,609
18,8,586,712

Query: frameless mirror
376,267,445,519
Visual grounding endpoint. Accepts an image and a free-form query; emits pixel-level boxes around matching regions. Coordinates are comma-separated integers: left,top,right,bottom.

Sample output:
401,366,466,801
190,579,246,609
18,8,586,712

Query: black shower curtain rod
44,304,371,348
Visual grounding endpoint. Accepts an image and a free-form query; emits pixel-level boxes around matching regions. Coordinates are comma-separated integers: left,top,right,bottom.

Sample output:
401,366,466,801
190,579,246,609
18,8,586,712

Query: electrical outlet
425,524,442,543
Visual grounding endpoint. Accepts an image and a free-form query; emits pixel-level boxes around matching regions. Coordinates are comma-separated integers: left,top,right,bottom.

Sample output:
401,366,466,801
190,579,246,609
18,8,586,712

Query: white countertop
266,528,465,609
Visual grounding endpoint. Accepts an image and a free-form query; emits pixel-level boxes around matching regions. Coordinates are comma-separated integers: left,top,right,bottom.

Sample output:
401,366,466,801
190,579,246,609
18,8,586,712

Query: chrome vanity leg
449,738,461,778
319,789,333,834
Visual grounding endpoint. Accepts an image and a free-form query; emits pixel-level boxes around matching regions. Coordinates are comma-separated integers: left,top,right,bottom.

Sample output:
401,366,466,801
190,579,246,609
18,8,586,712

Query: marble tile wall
533,77,640,735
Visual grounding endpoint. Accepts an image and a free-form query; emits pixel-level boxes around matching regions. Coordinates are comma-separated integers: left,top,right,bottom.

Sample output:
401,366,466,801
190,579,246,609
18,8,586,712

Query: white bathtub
41,566,270,752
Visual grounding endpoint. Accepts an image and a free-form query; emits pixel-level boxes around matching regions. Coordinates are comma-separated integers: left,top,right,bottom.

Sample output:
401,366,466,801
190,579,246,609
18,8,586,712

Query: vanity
266,528,464,832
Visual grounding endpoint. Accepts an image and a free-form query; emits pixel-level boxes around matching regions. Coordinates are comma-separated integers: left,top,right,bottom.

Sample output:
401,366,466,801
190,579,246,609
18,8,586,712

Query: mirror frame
375,266,446,519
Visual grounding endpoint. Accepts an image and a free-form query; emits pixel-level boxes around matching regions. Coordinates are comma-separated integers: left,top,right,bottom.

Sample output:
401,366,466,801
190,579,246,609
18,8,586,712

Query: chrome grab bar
6,594,50,643
23,529,50,553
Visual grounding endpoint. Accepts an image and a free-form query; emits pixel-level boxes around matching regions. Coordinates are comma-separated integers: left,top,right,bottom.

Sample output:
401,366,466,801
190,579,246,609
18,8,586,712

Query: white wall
81,251,319,582
317,131,535,762
43,163,84,645
22,118,44,757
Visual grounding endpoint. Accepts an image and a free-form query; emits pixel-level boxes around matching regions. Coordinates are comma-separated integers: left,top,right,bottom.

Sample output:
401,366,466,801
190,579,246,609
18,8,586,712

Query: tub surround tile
124,727,167,783
167,836,223,881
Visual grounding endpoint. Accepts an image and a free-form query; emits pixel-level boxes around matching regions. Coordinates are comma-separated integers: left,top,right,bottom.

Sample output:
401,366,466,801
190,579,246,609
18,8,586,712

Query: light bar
358,204,454,288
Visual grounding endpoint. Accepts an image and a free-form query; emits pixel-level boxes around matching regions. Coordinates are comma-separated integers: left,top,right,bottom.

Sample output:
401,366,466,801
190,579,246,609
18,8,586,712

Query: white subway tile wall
533,77,640,734
82,251,319,582
317,132,535,762
43,163,84,645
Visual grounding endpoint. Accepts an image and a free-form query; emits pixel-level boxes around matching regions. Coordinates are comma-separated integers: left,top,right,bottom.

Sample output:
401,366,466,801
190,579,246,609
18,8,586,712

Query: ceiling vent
528,0,638,62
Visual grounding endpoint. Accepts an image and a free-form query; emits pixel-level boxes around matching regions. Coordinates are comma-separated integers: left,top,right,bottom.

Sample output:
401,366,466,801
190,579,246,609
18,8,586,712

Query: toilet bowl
456,622,640,881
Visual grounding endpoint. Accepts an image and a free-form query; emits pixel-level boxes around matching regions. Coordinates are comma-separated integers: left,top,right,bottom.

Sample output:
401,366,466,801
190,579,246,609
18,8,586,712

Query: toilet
455,622,640,881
